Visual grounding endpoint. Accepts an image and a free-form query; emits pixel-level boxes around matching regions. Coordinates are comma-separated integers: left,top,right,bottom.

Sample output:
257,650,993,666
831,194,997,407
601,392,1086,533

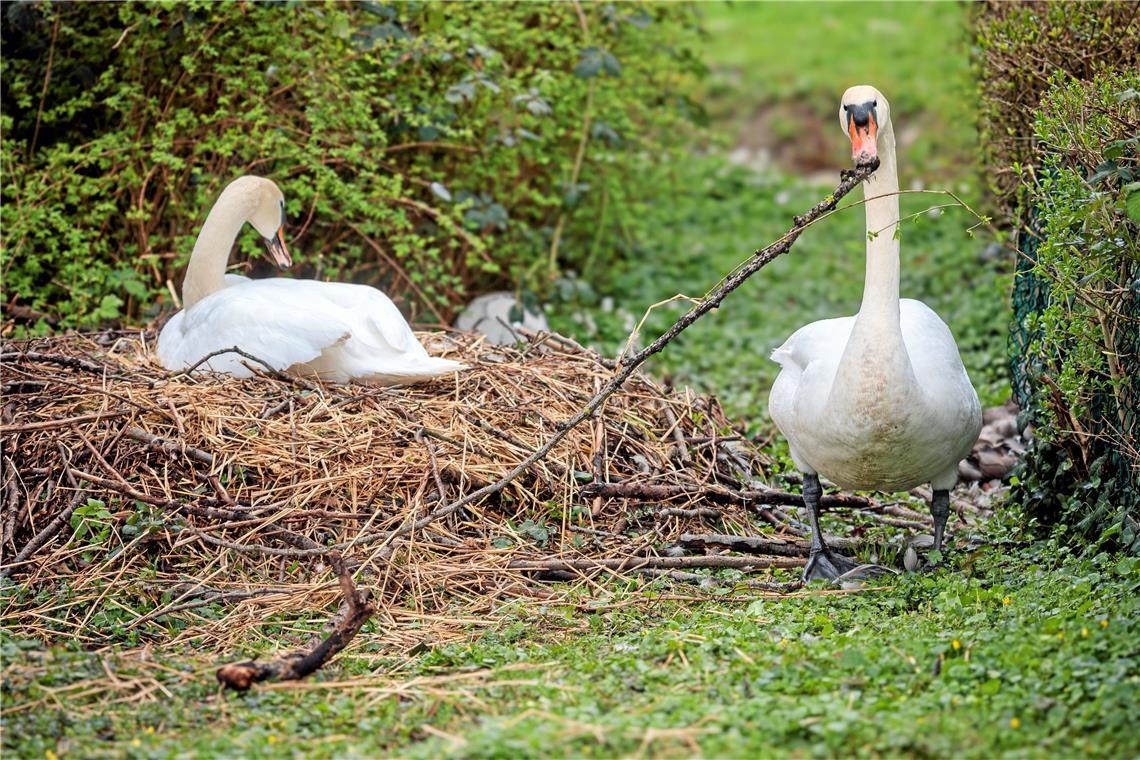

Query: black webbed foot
803,548,894,584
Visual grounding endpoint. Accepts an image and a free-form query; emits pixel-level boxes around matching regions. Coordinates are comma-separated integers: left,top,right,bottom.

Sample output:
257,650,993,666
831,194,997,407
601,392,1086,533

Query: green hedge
973,1,1139,220
975,3,1140,552
1,1,704,329
1008,72,1140,552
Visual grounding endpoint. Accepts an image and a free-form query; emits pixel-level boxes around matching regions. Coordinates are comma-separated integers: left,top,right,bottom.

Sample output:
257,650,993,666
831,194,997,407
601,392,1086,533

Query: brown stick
122,425,215,466
216,554,374,691
0,409,130,433
677,532,809,558
1,351,111,376
656,507,723,521
177,346,321,393
131,585,314,629
1,486,88,578
370,163,880,549
509,554,804,573
583,480,873,510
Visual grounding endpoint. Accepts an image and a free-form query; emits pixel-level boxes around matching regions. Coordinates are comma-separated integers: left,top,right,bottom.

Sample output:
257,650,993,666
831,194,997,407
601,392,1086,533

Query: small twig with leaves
371,161,881,549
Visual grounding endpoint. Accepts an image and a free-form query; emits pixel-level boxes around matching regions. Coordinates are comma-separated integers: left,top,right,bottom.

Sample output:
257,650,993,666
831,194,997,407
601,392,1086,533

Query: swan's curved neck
181,186,252,309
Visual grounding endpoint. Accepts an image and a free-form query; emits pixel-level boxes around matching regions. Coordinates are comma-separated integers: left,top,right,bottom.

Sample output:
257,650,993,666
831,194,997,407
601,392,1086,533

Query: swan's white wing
899,299,970,387
157,283,352,377
768,316,855,472
770,315,854,373
304,281,427,356
158,279,465,384
899,298,982,475
289,281,466,383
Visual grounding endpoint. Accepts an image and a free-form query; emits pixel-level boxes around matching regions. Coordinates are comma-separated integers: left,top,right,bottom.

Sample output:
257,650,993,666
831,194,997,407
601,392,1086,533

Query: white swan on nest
157,176,466,385
768,86,981,580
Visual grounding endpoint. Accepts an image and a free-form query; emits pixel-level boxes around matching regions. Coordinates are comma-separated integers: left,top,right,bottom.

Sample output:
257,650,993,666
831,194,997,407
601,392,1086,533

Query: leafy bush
1008,71,1139,553
973,1,1139,219
1,1,704,329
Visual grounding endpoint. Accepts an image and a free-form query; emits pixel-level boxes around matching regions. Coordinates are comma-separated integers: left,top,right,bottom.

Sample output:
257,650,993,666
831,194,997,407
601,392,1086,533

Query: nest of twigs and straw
0,329,988,666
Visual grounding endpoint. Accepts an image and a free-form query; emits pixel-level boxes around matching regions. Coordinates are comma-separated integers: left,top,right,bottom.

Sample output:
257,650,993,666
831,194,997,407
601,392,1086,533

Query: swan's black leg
915,488,953,573
801,473,864,582
931,488,951,554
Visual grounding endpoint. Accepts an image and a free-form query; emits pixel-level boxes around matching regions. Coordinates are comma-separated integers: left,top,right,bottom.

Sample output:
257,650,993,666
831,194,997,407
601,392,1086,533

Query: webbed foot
803,548,894,583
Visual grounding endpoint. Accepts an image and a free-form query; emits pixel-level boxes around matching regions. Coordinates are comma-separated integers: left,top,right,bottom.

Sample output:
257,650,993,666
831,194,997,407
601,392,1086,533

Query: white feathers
157,279,466,385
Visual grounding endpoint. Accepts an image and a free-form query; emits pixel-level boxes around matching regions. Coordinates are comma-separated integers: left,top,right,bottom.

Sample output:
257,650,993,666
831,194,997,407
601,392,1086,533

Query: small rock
455,291,549,346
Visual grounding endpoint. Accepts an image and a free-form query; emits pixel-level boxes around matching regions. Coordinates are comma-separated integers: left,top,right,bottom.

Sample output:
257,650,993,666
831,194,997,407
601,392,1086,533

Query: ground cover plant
3,2,1138,759
4,544,1137,757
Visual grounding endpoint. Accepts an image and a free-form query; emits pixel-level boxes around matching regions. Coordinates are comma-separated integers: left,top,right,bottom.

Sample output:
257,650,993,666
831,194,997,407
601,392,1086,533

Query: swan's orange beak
849,117,877,165
264,226,292,270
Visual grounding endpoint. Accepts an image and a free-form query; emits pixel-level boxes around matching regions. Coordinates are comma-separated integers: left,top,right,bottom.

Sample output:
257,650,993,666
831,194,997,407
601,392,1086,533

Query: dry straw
1,330,804,654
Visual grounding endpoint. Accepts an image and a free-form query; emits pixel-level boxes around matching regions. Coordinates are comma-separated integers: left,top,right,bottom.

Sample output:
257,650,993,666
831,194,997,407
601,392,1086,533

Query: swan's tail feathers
769,344,794,367
361,357,468,385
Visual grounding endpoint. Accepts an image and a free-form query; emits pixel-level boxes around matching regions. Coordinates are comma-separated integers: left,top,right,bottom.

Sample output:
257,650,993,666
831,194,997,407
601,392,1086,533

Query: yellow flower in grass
951,639,961,650
1010,717,1021,730
1101,619,1109,628
1082,627,1089,638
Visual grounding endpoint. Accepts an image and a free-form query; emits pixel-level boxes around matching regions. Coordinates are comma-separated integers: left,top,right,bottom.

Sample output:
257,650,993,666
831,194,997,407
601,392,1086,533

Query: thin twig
373,163,880,551
215,554,375,690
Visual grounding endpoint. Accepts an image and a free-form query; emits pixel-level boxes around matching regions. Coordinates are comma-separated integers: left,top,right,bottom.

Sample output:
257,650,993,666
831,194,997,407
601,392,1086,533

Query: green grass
4,545,1138,758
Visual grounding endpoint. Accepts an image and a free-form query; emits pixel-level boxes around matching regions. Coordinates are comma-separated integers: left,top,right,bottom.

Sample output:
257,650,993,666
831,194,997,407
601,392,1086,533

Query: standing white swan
157,176,466,385
768,86,981,580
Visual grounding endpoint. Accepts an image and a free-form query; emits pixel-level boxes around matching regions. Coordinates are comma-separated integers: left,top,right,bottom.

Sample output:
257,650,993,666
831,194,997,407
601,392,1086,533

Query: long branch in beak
264,226,292,270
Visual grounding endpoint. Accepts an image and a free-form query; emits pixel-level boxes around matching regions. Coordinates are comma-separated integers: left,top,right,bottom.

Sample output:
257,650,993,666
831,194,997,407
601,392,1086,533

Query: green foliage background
1,1,704,329
1008,72,1140,554
974,2,1140,553
972,0,1139,219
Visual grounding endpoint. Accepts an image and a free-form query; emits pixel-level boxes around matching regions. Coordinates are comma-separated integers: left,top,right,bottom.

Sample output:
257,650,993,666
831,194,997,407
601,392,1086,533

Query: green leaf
601,50,622,77
574,47,604,79
1124,183,1140,224
1086,161,1117,186
123,279,148,298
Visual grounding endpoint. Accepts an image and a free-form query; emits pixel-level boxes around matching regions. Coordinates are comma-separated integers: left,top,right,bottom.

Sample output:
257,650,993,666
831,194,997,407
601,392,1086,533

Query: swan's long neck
828,120,919,410
181,186,251,310
858,119,901,324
